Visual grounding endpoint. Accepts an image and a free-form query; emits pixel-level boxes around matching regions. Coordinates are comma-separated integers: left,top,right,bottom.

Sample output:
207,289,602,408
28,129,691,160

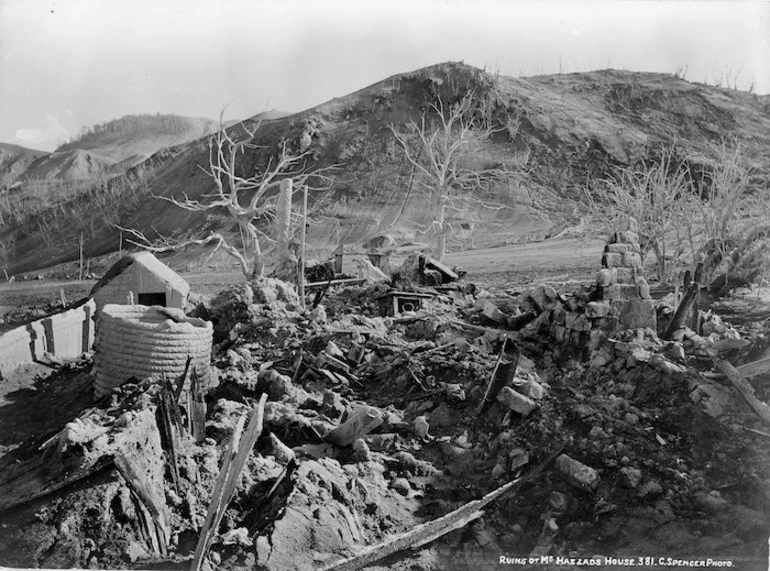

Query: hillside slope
3,63,770,275
20,149,120,181
0,143,48,187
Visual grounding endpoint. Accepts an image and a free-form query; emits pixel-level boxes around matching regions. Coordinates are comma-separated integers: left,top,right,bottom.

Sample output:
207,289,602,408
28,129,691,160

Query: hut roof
90,252,189,297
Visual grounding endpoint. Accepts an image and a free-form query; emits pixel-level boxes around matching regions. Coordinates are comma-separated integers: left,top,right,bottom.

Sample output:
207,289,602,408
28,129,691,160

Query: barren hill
0,143,48,187
54,113,220,167
2,62,770,275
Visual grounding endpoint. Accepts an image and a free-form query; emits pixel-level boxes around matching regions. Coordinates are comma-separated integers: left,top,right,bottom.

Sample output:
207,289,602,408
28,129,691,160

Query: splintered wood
114,450,170,557
190,393,268,571
320,444,565,571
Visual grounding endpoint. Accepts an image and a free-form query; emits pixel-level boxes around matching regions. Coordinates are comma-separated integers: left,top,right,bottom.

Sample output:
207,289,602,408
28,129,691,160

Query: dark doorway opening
137,292,167,307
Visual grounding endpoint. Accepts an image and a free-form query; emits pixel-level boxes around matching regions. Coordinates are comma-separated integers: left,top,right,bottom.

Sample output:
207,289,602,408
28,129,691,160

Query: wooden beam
319,443,565,571
305,277,367,290
712,359,770,425
736,357,770,378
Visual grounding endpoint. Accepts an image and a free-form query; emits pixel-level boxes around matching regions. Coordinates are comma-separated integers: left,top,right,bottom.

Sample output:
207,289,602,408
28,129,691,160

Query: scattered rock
620,467,642,488
638,480,664,499
555,454,600,491
497,387,538,416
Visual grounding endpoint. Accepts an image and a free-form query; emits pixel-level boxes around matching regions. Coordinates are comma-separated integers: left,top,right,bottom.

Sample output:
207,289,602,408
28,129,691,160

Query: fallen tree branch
320,443,566,571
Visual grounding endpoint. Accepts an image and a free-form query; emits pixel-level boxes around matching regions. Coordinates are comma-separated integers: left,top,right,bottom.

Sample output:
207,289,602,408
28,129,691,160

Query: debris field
1,226,769,571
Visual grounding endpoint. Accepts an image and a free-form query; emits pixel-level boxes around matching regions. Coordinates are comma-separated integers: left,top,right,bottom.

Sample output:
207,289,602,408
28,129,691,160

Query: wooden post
78,232,84,281
477,338,520,415
275,178,293,275
299,184,308,310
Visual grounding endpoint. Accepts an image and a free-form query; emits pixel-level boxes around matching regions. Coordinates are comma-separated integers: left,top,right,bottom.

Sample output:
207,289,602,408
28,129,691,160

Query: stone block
596,268,615,287
551,305,566,325
618,231,639,245
593,316,620,331
613,299,656,331
586,301,611,318
497,387,538,416
552,324,567,342
606,243,632,254
599,284,622,300
601,253,624,268
572,314,592,332
519,379,547,400
529,285,558,311
638,283,651,299
615,267,635,284
555,454,600,491
622,252,642,268
620,466,642,488
482,301,507,324
620,284,641,299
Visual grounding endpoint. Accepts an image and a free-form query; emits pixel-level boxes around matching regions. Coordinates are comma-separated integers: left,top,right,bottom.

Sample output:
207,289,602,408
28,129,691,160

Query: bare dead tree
389,92,510,260
122,111,334,281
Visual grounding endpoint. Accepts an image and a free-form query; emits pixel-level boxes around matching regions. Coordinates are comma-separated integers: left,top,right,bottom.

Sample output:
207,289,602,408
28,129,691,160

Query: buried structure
90,251,190,311
0,229,770,569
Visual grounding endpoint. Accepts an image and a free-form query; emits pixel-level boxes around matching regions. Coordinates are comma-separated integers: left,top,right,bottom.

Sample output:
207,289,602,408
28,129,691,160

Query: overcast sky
1,0,768,152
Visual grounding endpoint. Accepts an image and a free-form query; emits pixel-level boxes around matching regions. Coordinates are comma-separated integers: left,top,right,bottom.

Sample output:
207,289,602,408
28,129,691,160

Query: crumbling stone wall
546,217,656,358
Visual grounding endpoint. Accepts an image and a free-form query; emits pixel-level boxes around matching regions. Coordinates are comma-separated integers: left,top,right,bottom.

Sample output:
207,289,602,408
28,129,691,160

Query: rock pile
595,217,655,331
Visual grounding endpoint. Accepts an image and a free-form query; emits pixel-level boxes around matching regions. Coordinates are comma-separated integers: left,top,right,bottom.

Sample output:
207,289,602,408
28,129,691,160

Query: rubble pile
1,234,770,569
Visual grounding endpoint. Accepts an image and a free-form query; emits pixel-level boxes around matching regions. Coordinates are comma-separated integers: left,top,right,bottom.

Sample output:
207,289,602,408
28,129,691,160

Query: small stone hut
90,252,190,312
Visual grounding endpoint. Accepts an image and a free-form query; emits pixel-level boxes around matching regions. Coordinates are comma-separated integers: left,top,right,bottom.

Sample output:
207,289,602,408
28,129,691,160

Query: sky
0,0,768,152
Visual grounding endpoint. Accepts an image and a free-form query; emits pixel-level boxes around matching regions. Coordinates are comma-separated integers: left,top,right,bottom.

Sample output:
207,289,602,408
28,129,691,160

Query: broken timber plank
736,356,770,378
477,338,520,415
114,450,169,556
190,368,207,443
305,277,367,290
190,393,268,571
0,456,113,513
320,443,566,571
713,359,770,425
663,263,703,341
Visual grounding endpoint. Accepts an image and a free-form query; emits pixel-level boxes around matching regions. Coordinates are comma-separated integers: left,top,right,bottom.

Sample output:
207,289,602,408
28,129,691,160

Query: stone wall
546,217,656,358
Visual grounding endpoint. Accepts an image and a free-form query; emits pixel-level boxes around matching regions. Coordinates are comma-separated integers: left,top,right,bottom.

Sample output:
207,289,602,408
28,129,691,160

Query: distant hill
2,62,770,275
54,113,220,169
0,143,48,187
